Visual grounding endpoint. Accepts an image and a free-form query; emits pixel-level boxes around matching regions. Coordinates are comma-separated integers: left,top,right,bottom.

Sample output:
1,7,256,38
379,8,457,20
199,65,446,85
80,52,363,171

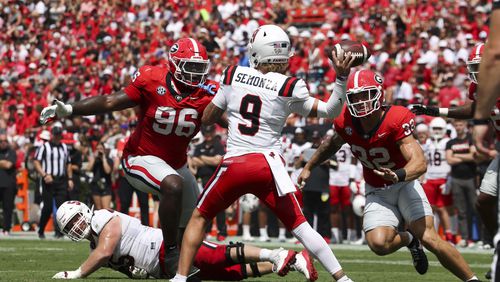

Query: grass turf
0,239,492,281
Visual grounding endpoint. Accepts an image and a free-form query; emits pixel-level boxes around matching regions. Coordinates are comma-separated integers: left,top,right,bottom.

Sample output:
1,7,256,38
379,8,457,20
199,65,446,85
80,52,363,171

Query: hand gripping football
333,40,371,67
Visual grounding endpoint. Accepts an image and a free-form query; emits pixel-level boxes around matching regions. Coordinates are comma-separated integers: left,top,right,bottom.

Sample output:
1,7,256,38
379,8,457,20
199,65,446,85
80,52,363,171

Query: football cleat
407,232,428,275
270,248,296,276
292,249,318,281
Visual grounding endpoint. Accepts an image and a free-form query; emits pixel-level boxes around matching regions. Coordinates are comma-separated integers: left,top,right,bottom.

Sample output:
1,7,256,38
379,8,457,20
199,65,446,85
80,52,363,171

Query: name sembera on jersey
123,65,218,169
212,65,312,158
333,105,416,187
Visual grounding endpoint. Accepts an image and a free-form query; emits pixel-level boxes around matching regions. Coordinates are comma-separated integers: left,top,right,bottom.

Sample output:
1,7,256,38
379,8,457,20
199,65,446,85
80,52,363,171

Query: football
239,194,260,213
333,40,371,67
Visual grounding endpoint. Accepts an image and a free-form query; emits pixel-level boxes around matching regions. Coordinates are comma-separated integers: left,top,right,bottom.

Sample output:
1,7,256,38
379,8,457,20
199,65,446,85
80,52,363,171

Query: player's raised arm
202,69,231,125
298,131,346,186
289,51,354,119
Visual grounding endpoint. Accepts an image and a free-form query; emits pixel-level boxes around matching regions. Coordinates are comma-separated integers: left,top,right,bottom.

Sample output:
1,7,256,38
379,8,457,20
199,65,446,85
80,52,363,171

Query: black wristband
472,118,490,125
394,168,406,182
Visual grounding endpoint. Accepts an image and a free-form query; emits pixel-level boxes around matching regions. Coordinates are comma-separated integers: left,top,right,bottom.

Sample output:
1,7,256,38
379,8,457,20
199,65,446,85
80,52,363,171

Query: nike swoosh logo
378,132,387,138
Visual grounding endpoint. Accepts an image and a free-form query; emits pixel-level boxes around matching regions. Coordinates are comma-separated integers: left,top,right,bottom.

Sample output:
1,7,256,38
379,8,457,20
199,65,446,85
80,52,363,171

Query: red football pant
197,153,306,230
422,179,453,207
329,185,352,208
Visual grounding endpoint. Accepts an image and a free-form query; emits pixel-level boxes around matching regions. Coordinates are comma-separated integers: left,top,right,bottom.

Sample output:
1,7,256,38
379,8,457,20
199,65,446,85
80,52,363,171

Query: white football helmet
429,117,447,140
352,195,366,217
56,201,93,241
248,25,291,68
240,194,260,213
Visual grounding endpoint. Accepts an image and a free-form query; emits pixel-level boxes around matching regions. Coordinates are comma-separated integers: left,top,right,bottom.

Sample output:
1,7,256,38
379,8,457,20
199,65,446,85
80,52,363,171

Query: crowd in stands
0,0,495,246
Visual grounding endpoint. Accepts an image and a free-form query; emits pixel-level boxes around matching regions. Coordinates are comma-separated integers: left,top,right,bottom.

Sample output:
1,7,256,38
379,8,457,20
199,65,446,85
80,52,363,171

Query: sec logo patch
157,86,166,96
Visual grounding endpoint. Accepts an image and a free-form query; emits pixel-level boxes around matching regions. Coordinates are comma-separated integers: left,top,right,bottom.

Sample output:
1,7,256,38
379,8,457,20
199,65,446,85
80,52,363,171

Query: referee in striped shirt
34,126,73,239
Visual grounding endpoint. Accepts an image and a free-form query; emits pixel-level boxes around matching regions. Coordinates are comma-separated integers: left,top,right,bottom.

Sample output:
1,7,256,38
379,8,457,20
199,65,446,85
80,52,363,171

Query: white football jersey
329,144,353,186
421,138,450,180
90,210,163,278
212,66,315,158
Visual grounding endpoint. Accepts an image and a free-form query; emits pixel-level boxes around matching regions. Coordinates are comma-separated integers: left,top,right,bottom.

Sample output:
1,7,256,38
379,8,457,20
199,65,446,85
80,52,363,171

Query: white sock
465,275,479,281
170,274,187,282
337,275,352,282
450,214,458,234
360,231,366,241
259,248,273,261
406,231,414,246
347,228,356,241
292,222,342,275
279,228,286,238
331,227,340,241
243,225,251,237
433,212,440,231
260,227,268,238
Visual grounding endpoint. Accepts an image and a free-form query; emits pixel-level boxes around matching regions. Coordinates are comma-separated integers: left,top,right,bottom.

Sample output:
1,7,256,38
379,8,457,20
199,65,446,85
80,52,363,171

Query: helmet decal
374,74,383,84
170,43,179,54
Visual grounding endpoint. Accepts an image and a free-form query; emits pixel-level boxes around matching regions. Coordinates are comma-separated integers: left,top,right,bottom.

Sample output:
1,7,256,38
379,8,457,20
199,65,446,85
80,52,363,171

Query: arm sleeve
91,210,117,235
123,66,150,104
394,109,417,141
212,79,232,110
288,78,347,118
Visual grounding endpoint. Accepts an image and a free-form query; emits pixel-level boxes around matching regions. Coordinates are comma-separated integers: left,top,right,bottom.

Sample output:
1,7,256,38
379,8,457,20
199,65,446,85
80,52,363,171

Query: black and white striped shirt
35,142,71,177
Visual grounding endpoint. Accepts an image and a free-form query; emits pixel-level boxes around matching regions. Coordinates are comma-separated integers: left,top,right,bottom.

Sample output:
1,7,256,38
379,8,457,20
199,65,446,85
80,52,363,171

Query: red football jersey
123,65,218,169
333,105,416,188
468,82,500,141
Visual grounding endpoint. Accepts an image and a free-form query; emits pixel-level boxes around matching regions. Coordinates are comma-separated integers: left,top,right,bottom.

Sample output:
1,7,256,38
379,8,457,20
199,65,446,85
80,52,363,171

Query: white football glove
129,266,148,279
440,183,452,195
52,268,82,279
40,100,73,124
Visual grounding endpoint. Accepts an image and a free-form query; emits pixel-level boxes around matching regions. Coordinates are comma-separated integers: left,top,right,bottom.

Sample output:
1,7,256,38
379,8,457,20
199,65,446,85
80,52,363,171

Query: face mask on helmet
57,201,93,241
346,88,382,117
430,126,446,140
170,57,210,87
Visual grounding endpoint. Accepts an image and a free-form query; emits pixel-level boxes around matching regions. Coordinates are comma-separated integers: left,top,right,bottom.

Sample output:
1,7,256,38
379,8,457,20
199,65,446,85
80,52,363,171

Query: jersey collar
352,105,391,139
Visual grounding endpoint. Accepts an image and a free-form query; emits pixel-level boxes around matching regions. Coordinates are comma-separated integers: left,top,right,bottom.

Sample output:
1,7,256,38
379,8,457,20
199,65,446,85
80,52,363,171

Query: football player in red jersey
39,38,218,278
299,69,479,281
411,43,499,248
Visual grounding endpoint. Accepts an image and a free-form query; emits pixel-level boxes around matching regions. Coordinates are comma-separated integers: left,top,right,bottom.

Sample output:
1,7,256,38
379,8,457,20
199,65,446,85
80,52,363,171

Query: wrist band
472,118,490,125
394,168,406,182
438,108,448,117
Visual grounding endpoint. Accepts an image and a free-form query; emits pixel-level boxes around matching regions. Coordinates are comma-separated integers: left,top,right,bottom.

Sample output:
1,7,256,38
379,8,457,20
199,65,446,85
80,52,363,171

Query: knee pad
249,262,261,277
225,241,245,264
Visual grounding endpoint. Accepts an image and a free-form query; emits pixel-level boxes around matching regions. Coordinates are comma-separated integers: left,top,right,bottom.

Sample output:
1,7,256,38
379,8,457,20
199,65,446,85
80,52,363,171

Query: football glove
129,266,148,279
40,99,73,124
52,268,82,279
410,104,439,117
349,180,358,194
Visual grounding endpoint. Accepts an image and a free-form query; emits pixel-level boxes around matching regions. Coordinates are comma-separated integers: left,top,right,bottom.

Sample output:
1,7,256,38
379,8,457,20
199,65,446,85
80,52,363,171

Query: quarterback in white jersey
420,118,455,243
52,201,316,280
175,25,355,282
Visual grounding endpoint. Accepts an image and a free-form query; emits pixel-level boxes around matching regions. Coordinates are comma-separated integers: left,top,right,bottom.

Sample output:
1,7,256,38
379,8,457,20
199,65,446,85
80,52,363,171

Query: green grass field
0,238,493,281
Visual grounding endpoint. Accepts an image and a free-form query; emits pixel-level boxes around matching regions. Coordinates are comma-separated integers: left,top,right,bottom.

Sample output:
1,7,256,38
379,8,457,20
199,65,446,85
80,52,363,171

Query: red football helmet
467,43,484,84
168,38,210,87
346,69,384,117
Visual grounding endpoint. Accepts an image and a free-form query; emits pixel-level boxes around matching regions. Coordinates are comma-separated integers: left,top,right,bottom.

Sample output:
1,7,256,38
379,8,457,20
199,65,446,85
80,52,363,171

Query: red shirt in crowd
438,85,461,108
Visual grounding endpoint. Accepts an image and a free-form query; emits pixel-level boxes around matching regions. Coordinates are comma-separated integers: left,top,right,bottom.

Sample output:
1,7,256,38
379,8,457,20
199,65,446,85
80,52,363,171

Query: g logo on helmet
374,74,383,84
170,44,179,54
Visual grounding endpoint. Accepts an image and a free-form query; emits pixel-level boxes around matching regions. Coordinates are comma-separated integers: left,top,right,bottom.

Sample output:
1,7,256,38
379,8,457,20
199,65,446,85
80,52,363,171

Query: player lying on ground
299,69,479,281
40,37,221,278
52,201,316,281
